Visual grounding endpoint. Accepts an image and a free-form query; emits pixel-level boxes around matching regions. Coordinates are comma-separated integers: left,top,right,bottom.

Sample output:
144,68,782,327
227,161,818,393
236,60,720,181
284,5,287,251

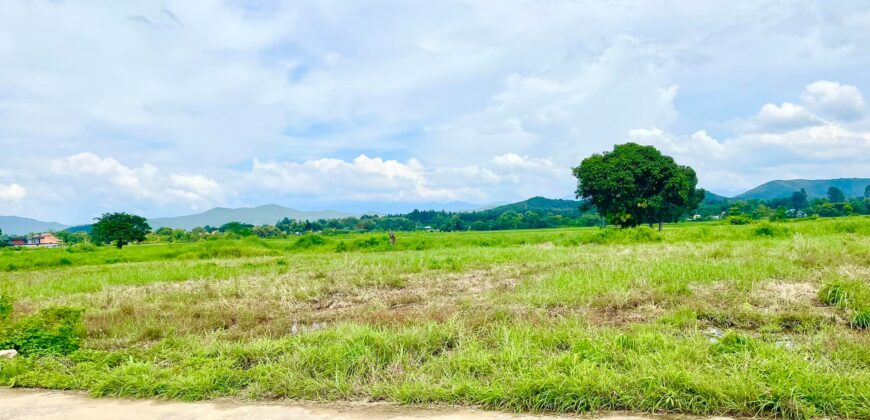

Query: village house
7,233,63,248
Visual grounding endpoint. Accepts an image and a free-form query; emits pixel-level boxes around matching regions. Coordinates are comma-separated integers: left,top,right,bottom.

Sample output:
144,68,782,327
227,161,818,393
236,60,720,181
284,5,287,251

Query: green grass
1,217,869,418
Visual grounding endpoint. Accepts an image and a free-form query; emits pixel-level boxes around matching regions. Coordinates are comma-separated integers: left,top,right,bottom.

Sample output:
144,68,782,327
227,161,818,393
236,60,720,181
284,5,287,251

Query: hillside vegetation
736,178,870,200
1,217,869,419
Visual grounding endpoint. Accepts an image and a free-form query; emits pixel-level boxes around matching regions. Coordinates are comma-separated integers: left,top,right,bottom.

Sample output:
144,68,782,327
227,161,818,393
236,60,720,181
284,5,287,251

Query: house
8,233,63,248
34,233,63,247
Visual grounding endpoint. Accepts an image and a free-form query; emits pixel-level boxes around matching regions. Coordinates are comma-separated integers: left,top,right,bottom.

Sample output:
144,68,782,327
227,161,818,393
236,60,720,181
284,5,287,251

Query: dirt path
0,389,727,420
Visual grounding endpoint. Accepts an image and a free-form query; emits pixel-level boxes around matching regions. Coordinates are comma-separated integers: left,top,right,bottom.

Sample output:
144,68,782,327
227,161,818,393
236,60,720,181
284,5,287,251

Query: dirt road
0,389,723,420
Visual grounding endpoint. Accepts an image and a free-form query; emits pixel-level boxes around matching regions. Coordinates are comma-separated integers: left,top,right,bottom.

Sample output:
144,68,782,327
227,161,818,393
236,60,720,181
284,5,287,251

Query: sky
1,0,869,224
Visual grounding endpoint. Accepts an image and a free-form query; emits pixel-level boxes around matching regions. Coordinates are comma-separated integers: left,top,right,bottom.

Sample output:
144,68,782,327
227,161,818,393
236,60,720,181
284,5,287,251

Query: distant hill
64,225,93,234
735,178,870,200
0,216,68,236
486,196,584,216
702,191,729,203
147,204,357,230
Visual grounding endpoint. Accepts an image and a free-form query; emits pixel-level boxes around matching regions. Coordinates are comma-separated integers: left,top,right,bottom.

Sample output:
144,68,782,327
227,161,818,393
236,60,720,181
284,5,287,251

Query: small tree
864,185,870,200
91,212,150,249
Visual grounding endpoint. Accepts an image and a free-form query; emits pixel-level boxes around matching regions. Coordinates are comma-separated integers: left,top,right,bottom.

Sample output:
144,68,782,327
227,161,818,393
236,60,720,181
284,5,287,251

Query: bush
727,215,752,225
0,295,12,320
753,222,789,237
292,234,327,249
585,226,663,244
0,307,84,356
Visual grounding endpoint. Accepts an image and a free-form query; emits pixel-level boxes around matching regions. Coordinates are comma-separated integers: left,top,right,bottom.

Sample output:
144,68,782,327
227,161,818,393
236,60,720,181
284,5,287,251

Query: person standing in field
389,231,397,246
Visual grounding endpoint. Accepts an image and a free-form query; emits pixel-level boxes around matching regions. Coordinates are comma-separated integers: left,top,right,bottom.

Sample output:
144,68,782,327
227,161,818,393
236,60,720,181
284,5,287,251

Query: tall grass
1,216,868,418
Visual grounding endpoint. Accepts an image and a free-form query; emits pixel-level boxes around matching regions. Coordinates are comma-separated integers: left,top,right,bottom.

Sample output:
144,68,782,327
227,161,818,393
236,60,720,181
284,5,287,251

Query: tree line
4,143,867,248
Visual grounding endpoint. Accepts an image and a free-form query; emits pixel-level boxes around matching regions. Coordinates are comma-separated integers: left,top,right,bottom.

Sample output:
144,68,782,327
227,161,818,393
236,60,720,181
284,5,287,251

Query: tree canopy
572,143,704,229
827,186,846,203
790,189,808,210
91,212,150,249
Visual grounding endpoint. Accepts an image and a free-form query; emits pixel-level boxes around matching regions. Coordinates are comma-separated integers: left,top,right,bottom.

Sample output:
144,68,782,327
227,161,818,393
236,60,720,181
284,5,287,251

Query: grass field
1,217,869,419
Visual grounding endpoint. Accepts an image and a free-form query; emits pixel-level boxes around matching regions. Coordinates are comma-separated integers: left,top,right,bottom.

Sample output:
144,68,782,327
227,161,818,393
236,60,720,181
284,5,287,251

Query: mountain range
1,178,867,235
147,205,356,231
733,178,869,201
0,216,68,237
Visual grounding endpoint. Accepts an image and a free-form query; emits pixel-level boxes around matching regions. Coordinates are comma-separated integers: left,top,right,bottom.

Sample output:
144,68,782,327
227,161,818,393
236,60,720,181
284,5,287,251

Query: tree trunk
658,221,663,231
116,240,123,249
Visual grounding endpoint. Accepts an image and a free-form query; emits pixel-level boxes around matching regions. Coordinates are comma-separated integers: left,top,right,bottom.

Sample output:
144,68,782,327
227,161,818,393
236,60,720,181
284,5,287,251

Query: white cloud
0,183,27,216
3,2,870,219
3,153,225,221
800,80,866,121
630,82,870,195
751,102,823,131
249,155,453,201
0,183,27,203
422,36,678,165
248,153,572,203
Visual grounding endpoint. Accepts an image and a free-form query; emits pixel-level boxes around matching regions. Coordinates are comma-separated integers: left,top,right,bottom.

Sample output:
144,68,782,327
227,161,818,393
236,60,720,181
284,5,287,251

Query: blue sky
1,0,869,224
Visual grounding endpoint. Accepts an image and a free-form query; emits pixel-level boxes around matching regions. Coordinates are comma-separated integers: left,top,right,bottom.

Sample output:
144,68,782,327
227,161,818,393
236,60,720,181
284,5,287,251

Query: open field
1,218,869,419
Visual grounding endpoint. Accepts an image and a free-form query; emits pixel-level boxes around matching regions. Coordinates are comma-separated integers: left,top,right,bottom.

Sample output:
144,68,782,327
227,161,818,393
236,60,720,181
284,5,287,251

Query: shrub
0,295,12,320
584,226,663,244
66,243,97,253
292,234,327,249
0,307,84,356
753,222,789,237
352,236,389,249
726,215,752,225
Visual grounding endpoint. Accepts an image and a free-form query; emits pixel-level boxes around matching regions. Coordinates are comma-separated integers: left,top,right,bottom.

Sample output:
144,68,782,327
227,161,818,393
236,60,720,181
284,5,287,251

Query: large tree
790,189,808,210
827,186,846,203
572,143,704,230
91,212,150,249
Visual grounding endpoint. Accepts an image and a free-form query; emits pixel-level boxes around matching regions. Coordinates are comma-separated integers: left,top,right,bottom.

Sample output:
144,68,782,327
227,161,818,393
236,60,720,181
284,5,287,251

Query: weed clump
0,307,84,356
819,283,848,307
0,295,12,320
726,215,752,225
754,222,789,237
711,332,754,354
851,309,870,329
292,234,327,249
584,226,663,244
818,279,870,330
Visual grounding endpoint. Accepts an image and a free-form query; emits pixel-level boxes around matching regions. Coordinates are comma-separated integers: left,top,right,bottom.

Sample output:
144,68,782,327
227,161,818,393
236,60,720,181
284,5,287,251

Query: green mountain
735,178,870,200
486,196,584,216
702,191,729,203
147,204,356,230
0,216,68,236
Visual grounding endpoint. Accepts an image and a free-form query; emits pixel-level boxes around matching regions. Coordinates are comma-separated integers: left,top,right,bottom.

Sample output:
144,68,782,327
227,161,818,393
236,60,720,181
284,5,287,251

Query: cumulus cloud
422,36,678,165
3,2,870,219
248,153,571,204
248,155,450,201
800,80,866,121
3,153,225,221
0,183,27,215
0,183,27,203
630,82,870,195
750,102,823,131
